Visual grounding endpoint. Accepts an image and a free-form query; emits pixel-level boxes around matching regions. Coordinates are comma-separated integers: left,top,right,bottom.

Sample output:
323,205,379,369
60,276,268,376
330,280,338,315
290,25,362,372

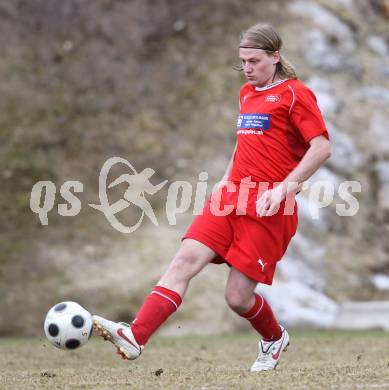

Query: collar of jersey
254,79,288,92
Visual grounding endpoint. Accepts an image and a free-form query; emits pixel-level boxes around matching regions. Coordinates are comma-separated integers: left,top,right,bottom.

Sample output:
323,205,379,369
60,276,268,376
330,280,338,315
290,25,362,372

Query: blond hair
237,23,297,80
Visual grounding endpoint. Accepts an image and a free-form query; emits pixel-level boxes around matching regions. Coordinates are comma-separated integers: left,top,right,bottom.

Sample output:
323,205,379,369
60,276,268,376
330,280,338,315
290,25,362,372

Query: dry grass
1,330,389,389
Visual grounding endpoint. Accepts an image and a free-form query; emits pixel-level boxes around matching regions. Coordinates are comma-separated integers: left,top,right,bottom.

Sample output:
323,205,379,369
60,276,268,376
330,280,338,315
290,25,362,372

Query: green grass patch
1,331,389,389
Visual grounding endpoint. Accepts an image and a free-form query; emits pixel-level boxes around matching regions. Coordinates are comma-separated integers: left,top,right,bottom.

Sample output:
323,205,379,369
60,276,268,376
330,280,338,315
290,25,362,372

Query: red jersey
229,79,328,184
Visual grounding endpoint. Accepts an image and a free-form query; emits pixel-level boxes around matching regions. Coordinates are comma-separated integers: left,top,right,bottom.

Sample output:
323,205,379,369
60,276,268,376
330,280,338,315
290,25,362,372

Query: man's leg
130,239,216,345
93,239,216,359
224,267,282,340
224,267,289,371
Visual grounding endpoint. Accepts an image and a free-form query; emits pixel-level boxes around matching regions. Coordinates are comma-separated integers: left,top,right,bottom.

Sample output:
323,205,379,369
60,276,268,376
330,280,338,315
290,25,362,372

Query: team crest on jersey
265,94,281,103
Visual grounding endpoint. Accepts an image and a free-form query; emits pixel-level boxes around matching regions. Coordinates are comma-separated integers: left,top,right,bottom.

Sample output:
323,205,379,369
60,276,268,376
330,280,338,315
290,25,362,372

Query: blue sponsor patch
237,114,271,130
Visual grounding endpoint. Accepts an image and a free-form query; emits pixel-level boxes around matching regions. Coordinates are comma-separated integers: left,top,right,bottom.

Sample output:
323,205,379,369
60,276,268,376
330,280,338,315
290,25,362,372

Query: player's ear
273,51,280,64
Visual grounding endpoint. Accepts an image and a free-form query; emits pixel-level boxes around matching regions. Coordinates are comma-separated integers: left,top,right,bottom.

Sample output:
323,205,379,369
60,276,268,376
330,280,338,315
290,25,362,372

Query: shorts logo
265,94,281,103
258,258,266,271
236,113,271,130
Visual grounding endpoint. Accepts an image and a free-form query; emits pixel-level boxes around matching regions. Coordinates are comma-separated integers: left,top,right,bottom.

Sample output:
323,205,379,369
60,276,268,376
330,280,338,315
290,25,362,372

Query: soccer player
93,23,331,372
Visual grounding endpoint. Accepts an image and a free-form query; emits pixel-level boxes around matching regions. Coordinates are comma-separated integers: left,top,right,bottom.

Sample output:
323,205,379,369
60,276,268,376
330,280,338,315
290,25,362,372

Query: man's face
239,48,280,87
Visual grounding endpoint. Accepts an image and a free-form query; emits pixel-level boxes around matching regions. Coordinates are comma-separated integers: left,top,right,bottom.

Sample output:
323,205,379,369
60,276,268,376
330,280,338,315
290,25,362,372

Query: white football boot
92,315,143,360
250,326,290,372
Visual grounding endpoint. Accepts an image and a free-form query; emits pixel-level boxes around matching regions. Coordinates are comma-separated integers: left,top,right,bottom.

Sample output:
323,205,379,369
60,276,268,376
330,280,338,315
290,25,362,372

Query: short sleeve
290,86,329,143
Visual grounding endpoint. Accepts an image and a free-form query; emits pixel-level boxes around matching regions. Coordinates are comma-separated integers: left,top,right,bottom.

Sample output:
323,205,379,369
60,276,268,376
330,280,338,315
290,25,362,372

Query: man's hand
256,135,331,217
256,184,286,217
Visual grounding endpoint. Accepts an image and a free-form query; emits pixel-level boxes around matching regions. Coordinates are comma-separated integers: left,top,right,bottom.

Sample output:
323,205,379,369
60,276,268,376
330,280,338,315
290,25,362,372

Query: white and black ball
44,301,93,350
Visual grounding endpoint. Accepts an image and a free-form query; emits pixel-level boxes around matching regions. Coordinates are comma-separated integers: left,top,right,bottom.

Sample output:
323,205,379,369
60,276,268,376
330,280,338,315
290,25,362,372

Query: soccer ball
44,301,93,350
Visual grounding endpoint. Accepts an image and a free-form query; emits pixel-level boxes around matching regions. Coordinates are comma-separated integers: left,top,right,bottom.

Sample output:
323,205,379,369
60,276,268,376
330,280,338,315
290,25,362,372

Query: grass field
1,331,389,389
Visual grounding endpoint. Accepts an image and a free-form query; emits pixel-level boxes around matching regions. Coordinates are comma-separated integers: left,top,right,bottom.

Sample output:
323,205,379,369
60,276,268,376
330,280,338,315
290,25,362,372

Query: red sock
131,286,182,346
240,294,282,341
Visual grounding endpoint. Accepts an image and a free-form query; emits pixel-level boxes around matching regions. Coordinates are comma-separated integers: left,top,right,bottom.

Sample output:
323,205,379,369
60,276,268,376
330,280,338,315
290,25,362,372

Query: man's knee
225,289,252,313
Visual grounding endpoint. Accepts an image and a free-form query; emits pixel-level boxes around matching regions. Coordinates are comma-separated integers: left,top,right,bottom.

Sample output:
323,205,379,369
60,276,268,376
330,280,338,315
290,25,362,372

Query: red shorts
182,187,298,285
